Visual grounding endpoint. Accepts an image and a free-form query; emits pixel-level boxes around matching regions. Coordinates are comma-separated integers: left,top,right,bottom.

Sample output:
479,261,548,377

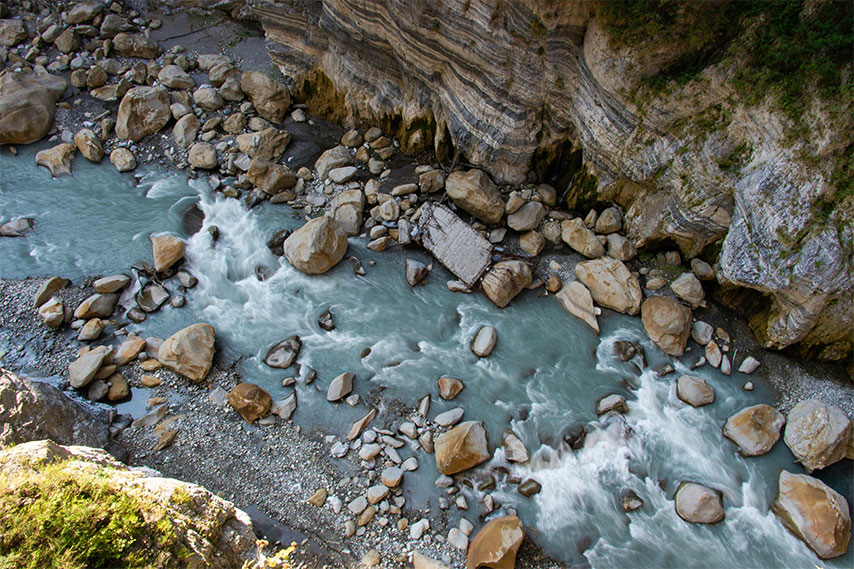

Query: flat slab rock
417,203,492,288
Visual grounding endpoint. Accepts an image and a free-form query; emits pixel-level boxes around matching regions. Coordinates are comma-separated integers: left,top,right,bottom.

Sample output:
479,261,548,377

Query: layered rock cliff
246,0,851,362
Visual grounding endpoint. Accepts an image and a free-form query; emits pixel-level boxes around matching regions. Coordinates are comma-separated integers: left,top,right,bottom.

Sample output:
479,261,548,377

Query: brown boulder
74,129,104,162
235,127,291,161
722,404,785,456
445,169,504,224
157,324,216,383
35,143,75,177
783,399,852,472
228,383,272,423
434,421,490,475
466,515,525,569
247,157,296,195
116,86,171,142
0,70,66,144
481,260,532,308
151,234,185,272
112,32,159,59
240,71,291,123
575,257,642,315
641,296,692,356
282,216,348,275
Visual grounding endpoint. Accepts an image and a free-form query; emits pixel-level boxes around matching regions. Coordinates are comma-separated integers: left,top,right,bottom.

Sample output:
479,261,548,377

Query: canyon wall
231,1,849,361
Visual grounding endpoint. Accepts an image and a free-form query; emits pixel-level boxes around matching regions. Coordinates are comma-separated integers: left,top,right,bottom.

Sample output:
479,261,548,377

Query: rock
329,166,357,183
68,345,112,389
445,169,504,224
74,293,118,319
705,341,722,368
33,276,68,307
308,487,327,507
418,203,492,288
157,323,216,383
723,404,785,456
519,230,545,256
0,70,66,144
136,284,169,313
38,297,64,327
772,470,851,559
738,356,761,374
192,87,223,111
670,272,704,308
481,260,532,308
502,432,529,463
413,551,448,569
228,383,272,423
188,142,217,169
576,257,642,315
595,207,622,234
240,71,291,123
270,393,297,420
555,281,599,333
35,143,75,176
449,528,469,551
247,157,295,194
466,515,525,569
597,394,628,415
784,399,852,472
68,2,103,24
110,148,137,172
264,336,301,368
326,372,354,402
382,466,404,487
470,325,497,357
158,65,194,90
172,114,200,148
562,218,605,258
435,421,490,475
283,216,348,274
151,234,185,272
116,86,170,142
73,129,104,162
419,169,445,193
106,373,129,401
0,19,26,46
367,485,389,504
676,375,715,407
314,145,353,181
606,233,637,261
641,296,692,356
438,376,465,400
435,407,465,427
113,32,158,58
348,408,377,440
0,218,34,237
361,550,381,566
622,490,644,512
379,198,400,221
87,379,110,402
691,321,714,345
690,258,715,280
675,482,724,524
507,201,545,231
518,478,542,497
78,318,104,341
403,258,428,287
111,335,146,366
236,127,291,161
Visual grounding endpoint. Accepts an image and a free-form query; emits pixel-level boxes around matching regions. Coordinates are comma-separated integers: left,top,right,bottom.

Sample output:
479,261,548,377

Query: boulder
502,431,529,463
188,142,217,169
481,260,532,308
675,482,724,524
282,216,348,275
68,345,112,389
597,393,628,415
314,145,353,181
150,234,185,272
35,143,75,177
405,258,429,287
0,19,26,46
107,373,130,401
116,86,170,142
0,217,33,237
575,257,642,315
691,258,716,280
228,383,272,423
236,127,290,161
247,157,295,194
417,203,492,288
691,321,714,345
641,296,692,356
208,63,240,87
0,70,66,144
772,470,850,559
722,404,785,456
157,323,216,383
466,515,525,569
562,218,605,258
264,335,302,368
74,293,118,319
192,87,223,112
112,32,159,59
676,375,715,407
67,2,103,24
38,297,64,327
111,335,146,366
670,272,704,308
783,399,852,472
438,376,465,400
595,207,622,234
606,233,637,261
435,421,490,475
555,281,599,333
110,147,137,172
172,114,200,148
470,325,497,357
73,129,104,162
445,169,504,224
519,230,545,256
157,65,194,90
270,393,297,420
327,372,355,402
33,276,68,307
240,71,291,123
507,201,545,231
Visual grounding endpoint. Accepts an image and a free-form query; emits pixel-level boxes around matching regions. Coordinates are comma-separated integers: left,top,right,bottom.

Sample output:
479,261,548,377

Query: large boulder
445,169,504,224
228,383,272,423
0,71,67,144
247,157,295,194
236,127,291,161
151,234,185,272
74,293,118,319
35,143,75,177
723,404,785,456
0,19,26,46
74,129,104,162
575,257,642,315
314,145,353,181
555,281,599,333
674,482,724,524
188,142,217,169
158,324,216,383
264,335,302,368
434,421,490,475
116,86,171,142
466,515,525,569
675,375,715,407
282,216,348,275
670,272,704,308
641,296,692,356
772,470,850,559
158,65,194,90
783,399,852,472
68,345,112,389
481,260,531,308
240,71,291,123
561,218,605,258
172,114,200,148
507,201,545,231
112,32,159,59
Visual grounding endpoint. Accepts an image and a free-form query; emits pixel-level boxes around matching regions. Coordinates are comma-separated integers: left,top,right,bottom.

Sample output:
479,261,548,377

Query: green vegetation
0,460,178,569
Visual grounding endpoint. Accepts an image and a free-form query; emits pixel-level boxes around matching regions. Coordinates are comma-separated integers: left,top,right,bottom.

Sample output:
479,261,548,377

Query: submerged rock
722,404,785,456
157,323,216,383
282,216,348,275
264,335,302,368
466,515,525,569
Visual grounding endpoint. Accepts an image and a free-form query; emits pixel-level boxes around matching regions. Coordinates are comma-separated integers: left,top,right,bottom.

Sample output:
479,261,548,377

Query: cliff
247,0,851,362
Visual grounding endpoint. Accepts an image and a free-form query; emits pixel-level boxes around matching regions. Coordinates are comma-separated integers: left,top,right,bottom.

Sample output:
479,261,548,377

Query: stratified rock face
254,0,852,362
772,471,851,560
158,323,216,383
0,70,67,144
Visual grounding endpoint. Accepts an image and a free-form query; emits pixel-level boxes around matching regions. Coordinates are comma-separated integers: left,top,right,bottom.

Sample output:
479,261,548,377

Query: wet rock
470,325,497,357
670,272,704,308
74,129,104,162
266,229,291,257
723,404,785,456
466,515,525,569
326,372,354,402
562,218,605,258
264,335,301,369
771,470,851,559
622,490,643,512
438,376,465,400
575,257,642,315
283,216,348,275
507,201,545,231
106,373,129,401
236,127,290,161
691,321,714,345
596,394,628,415
783,399,852,472
35,143,75,176
445,169,504,224
110,147,137,172
481,260,532,308
270,392,297,420
247,157,295,194
68,345,112,389
87,379,109,402
177,270,197,289
74,293,118,319
502,431,529,463
518,478,542,497
675,482,724,524
348,408,377,440
555,281,599,334
435,407,465,427
1,218,34,237
0,71,67,145
157,323,216,383
418,203,492,288
228,382,272,423
705,341,722,368
33,276,69,307
116,86,170,142
240,71,291,123
404,258,429,287
595,207,622,234
562,422,587,450
111,335,146,366
435,421,490,475
641,296,692,356
150,234,185,272
676,375,715,407
136,283,170,313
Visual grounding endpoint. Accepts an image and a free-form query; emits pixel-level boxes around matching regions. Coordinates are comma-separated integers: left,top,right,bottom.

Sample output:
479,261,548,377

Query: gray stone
470,325,497,357
417,203,492,288
675,482,724,524
676,375,715,407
